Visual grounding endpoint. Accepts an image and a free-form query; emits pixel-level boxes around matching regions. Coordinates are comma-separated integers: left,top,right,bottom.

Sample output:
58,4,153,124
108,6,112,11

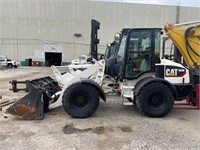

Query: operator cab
106,28,162,81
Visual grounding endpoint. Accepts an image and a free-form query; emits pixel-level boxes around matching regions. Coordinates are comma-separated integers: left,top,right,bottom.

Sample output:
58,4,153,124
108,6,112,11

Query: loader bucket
6,76,60,120
6,89,46,120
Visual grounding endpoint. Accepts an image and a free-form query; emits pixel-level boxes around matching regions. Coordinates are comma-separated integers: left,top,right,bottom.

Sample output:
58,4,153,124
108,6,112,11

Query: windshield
117,35,127,60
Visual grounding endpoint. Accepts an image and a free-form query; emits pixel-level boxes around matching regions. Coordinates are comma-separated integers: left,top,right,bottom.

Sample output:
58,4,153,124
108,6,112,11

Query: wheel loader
6,20,200,120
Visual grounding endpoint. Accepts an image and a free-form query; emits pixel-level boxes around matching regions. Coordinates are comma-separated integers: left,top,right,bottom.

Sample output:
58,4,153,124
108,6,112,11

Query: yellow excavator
164,21,200,72
6,20,200,119
163,21,199,105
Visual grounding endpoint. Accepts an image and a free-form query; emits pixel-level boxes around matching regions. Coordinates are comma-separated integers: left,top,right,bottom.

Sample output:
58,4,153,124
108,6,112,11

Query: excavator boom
164,21,200,73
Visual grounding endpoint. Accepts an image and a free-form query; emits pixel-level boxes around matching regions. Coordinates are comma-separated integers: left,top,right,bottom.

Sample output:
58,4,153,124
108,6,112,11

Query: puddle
118,126,132,132
63,124,92,134
63,125,114,135
63,125,132,135
92,126,114,135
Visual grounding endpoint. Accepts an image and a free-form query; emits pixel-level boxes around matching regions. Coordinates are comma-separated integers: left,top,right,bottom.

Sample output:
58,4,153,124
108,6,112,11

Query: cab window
125,30,152,78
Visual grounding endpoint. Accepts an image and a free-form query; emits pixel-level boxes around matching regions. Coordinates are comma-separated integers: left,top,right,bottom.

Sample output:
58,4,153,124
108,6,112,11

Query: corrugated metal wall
0,0,199,62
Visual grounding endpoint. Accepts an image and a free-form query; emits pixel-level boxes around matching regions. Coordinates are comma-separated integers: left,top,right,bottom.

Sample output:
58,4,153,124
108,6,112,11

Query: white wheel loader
6,20,200,120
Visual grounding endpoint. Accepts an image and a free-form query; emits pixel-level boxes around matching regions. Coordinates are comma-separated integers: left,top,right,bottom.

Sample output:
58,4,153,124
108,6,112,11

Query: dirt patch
0,134,9,141
178,117,190,121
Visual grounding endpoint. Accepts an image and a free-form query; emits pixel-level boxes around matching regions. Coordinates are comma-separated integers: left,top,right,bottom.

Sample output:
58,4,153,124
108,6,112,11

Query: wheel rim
149,93,164,109
71,92,90,108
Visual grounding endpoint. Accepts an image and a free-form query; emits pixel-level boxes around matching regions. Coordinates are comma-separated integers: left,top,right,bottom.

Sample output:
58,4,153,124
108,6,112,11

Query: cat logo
165,66,186,77
166,69,178,77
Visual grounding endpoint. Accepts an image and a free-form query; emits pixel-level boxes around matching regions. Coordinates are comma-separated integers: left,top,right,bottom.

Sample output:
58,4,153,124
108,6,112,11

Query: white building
0,0,199,65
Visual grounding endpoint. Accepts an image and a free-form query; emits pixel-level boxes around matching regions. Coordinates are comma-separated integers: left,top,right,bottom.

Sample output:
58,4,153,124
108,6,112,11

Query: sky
94,0,200,7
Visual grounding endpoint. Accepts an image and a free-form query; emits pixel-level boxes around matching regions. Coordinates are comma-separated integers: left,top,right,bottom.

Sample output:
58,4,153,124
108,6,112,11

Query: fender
134,77,178,101
80,78,106,102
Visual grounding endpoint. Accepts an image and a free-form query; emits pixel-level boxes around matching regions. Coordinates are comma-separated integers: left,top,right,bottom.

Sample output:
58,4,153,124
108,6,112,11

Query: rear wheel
62,83,99,118
136,82,174,117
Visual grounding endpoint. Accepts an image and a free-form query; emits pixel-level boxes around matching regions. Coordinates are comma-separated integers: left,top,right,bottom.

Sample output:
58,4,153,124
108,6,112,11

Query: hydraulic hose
185,26,200,67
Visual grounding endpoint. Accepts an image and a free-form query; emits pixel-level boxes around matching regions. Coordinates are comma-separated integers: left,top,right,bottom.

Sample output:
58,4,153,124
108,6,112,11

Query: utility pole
176,0,180,24
16,1,19,61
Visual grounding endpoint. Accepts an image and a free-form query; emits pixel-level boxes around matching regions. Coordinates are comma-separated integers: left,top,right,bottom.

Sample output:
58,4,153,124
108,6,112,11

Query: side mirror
114,33,120,43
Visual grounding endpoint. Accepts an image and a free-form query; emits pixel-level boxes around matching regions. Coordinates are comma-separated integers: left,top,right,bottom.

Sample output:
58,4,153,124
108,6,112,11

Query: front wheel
136,82,174,117
7,64,13,68
62,83,99,118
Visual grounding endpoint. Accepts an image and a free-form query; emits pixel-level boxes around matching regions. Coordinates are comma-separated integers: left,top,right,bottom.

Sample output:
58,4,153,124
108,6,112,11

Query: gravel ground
0,67,200,150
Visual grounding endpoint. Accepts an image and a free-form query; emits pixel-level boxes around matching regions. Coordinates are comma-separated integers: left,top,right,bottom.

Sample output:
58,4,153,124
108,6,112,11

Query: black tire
14,65,18,68
62,83,99,118
7,63,13,68
136,82,174,117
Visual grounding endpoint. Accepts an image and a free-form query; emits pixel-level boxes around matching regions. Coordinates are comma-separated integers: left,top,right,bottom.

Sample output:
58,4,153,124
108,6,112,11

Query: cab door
123,29,161,79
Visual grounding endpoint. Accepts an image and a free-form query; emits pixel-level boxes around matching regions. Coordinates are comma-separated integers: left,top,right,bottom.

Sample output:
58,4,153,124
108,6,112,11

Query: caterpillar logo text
165,66,186,77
